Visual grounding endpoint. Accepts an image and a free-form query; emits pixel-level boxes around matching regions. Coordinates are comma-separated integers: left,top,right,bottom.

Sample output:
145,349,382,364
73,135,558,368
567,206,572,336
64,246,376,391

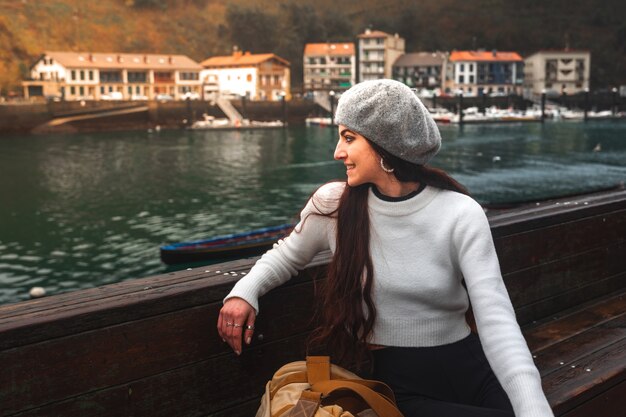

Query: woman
218,80,553,417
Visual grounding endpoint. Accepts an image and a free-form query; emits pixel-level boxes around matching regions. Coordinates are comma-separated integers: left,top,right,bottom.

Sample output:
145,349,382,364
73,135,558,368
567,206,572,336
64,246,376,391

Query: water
1,121,625,305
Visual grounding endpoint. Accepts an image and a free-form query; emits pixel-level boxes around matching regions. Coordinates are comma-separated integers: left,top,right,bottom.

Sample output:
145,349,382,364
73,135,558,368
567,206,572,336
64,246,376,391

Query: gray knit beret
334,79,441,165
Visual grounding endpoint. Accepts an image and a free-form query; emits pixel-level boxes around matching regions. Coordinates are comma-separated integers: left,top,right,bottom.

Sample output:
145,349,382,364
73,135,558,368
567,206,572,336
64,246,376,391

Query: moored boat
189,114,284,130
160,223,295,264
305,116,333,127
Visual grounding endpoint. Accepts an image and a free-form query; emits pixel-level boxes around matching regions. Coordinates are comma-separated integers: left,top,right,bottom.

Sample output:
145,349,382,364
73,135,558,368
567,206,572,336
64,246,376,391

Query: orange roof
358,30,393,39
201,52,290,68
41,51,202,69
304,43,355,56
449,51,522,62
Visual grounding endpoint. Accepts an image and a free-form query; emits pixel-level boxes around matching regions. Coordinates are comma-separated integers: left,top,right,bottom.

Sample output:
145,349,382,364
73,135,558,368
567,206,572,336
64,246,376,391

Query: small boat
189,114,284,130
160,223,295,264
305,117,333,127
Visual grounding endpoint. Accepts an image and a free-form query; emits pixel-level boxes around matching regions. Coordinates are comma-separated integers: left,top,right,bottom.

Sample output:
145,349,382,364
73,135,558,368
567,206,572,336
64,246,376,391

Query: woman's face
334,125,388,188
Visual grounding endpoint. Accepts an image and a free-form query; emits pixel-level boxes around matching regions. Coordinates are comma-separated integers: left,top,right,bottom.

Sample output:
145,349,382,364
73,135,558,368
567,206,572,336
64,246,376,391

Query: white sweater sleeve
455,200,553,417
224,183,340,314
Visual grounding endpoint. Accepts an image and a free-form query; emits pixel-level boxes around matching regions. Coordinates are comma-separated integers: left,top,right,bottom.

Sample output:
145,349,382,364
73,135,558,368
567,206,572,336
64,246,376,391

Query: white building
357,29,405,82
22,51,203,101
200,51,290,101
524,50,591,98
303,43,355,93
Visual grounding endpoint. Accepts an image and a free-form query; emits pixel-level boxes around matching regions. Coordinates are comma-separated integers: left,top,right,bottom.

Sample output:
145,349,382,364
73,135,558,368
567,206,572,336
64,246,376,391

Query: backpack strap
312,380,404,417
306,356,331,385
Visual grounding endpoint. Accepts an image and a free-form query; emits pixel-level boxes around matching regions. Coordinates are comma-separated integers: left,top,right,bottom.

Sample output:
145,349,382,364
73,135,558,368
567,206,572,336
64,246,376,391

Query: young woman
218,79,553,417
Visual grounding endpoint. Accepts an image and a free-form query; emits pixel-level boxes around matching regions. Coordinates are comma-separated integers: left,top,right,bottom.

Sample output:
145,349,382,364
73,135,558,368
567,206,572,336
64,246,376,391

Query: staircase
313,92,332,113
216,97,243,123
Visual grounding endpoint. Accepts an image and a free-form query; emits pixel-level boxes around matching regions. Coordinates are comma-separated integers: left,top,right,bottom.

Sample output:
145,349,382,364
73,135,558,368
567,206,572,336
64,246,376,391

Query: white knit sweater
226,182,553,417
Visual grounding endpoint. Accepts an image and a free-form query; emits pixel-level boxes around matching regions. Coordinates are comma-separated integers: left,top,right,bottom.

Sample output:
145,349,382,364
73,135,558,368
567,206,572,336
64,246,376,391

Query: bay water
1,121,625,304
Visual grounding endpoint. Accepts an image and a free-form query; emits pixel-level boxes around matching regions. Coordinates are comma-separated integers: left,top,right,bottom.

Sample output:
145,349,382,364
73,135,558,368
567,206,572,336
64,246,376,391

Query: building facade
357,29,405,82
392,52,447,90
523,50,591,98
303,43,355,94
446,50,524,96
22,52,203,101
200,51,290,101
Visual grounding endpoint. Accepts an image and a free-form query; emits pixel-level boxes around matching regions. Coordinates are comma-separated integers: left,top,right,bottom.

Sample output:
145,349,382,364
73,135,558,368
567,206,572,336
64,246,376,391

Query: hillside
0,0,623,94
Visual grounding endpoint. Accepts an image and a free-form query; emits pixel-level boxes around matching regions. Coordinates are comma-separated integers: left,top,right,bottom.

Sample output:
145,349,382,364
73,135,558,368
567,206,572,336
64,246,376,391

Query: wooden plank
530,315,626,377
515,273,626,326
0,257,256,319
0,250,330,321
524,291,626,351
504,242,626,310
209,399,261,417
543,337,626,415
8,333,311,417
495,209,626,274
0,264,326,351
0,281,317,415
558,380,626,417
488,190,626,237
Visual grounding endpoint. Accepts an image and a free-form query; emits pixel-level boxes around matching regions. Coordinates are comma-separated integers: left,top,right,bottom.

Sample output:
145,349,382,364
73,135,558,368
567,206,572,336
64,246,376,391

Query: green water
1,121,625,304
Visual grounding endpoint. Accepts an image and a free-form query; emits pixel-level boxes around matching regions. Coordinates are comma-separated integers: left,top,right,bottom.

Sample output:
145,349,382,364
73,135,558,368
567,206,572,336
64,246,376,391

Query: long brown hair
308,140,469,369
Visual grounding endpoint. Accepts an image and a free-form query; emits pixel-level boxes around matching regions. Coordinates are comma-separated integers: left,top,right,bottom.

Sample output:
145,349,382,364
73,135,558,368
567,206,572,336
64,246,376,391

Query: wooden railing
0,189,624,417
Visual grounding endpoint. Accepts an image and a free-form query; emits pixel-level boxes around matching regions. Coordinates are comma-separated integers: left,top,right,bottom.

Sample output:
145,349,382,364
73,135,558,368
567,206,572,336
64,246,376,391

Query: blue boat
159,224,295,264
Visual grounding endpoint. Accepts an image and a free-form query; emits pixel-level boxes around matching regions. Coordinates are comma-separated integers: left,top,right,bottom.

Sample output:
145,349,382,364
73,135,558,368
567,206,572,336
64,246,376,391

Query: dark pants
372,333,515,417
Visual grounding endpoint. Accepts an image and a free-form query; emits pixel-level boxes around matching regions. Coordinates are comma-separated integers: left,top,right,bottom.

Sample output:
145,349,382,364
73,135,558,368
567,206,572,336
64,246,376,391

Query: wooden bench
0,189,624,417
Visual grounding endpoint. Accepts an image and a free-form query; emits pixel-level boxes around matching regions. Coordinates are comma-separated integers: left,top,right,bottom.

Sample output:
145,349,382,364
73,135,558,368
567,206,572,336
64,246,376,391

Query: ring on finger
226,321,234,327
233,323,243,328
245,325,255,330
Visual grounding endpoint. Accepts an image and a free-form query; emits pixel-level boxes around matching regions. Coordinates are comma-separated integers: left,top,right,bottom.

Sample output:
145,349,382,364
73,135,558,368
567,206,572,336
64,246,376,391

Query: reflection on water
0,121,625,304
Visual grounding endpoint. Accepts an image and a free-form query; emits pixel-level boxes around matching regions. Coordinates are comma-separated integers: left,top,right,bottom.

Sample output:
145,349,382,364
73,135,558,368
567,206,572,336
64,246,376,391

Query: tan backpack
255,356,404,417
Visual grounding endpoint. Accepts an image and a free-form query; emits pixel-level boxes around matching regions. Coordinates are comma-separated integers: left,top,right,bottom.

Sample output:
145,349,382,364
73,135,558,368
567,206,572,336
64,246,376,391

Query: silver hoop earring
380,157,395,173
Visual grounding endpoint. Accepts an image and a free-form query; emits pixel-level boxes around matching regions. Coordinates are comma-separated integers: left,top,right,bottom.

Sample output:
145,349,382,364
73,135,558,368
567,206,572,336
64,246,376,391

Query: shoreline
0,99,320,135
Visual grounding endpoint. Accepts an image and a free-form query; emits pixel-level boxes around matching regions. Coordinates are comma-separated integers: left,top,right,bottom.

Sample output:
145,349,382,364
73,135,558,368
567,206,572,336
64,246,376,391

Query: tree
225,4,277,53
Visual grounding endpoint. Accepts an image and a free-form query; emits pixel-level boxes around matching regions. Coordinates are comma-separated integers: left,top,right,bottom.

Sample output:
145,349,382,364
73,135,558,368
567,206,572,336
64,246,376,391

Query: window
469,64,474,72
469,75,474,83
80,70,85,81
71,70,76,80
459,75,464,83
154,72,173,82
79,86,84,95
545,60,558,82
89,71,94,81
179,72,199,81
70,86,75,95
460,64,465,72
128,72,147,83
100,71,123,83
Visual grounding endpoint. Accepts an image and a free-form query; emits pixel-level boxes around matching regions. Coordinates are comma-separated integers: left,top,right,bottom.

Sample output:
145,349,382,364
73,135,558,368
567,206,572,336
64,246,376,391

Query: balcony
361,69,385,75
361,43,385,51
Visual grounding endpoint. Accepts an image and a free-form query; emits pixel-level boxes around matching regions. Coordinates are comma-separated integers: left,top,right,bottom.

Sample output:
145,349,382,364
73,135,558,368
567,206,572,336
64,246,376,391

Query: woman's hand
217,297,256,355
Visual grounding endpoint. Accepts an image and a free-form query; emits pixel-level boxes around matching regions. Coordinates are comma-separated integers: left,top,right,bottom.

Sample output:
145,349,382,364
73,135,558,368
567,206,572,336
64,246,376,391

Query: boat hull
160,224,294,264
